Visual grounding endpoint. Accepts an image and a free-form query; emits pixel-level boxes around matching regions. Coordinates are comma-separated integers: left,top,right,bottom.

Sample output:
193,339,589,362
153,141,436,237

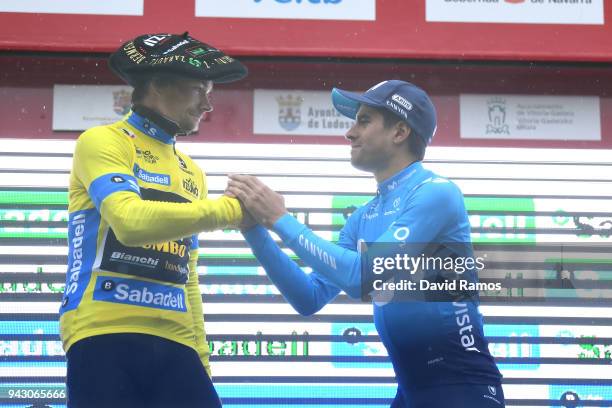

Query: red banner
0,0,611,62
1,57,611,149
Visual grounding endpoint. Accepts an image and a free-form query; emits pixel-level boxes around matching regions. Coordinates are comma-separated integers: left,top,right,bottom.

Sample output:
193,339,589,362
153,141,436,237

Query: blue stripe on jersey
92,276,187,312
88,173,140,210
60,209,100,315
127,111,175,144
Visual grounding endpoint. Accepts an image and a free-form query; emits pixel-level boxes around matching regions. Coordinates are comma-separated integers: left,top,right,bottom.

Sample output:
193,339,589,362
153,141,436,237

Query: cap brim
331,88,382,119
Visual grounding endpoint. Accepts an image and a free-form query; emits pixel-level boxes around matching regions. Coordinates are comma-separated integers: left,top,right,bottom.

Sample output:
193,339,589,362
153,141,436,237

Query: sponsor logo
577,335,612,360
196,0,375,21
141,119,163,137
143,34,171,47
113,90,132,116
392,226,410,241
452,302,480,353
466,197,536,243
254,90,353,136
176,155,193,175
182,178,200,198
276,94,303,131
573,216,612,238
461,94,601,141
64,214,86,297
385,100,408,120
162,39,190,55
0,267,64,294
298,235,337,269
135,147,159,164
134,165,170,186
550,386,612,408
111,176,125,183
486,324,540,370
110,251,159,268
121,127,136,138
486,97,510,135
94,277,187,312
426,0,604,25
330,323,390,368
391,94,413,111
122,41,147,64
164,261,189,278
141,241,188,257
368,81,387,92
488,385,497,396
186,46,218,57
208,330,310,357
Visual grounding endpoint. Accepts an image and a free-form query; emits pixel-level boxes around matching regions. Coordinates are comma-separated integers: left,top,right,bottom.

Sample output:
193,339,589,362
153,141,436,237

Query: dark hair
380,108,427,161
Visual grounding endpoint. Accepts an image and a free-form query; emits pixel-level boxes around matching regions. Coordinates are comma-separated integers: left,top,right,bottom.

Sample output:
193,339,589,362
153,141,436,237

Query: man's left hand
226,174,287,228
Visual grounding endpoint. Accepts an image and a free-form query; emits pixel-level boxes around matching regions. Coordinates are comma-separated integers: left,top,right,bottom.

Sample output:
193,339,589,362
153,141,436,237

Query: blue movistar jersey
243,161,502,397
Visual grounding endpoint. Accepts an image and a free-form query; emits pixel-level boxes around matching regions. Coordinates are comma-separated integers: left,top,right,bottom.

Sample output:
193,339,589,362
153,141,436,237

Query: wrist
264,211,287,229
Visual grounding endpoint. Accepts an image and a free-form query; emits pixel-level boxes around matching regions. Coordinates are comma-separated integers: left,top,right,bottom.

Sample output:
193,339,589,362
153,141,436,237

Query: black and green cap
109,32,247,85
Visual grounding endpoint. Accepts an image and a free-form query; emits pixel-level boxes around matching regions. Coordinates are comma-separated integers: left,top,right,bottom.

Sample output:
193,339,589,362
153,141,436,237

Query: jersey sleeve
72,126,141,206
73,127,243,246
243,225,342,316
272,180,461,298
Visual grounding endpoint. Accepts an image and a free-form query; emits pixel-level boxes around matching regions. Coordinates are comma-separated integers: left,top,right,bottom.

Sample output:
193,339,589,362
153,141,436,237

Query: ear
392,122,411,145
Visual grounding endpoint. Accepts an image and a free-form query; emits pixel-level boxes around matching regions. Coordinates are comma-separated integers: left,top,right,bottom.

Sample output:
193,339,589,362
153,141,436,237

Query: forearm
273,215,362,298
243,225,339,315
100,191,242,246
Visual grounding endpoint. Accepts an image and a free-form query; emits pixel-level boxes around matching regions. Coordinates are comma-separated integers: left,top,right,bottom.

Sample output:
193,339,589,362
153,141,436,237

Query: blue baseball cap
331,80,437,144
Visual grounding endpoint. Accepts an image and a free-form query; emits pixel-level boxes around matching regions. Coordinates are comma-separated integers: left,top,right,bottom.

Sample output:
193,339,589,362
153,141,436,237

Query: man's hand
226,174,287,228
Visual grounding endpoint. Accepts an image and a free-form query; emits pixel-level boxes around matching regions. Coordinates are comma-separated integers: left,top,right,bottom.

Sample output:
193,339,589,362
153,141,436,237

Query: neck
133,104,186,136
373,155,418,183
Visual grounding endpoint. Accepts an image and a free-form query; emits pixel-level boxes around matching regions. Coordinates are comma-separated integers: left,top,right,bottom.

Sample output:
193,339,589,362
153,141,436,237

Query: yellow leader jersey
59,110,242,374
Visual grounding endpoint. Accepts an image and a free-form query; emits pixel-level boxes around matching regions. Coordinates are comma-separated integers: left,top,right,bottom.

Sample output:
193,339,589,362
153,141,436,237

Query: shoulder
406,175,464,213
76,123,135,151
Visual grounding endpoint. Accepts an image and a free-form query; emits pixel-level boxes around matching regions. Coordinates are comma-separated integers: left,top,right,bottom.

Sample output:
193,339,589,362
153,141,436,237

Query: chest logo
182,178,199,198
135,147,159,164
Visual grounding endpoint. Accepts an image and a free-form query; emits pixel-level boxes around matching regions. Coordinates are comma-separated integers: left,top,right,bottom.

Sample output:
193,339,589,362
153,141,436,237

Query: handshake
224,174,287,231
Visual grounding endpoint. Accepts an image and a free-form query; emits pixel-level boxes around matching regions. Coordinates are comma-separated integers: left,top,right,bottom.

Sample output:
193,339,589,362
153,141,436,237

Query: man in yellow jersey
59,32,248,408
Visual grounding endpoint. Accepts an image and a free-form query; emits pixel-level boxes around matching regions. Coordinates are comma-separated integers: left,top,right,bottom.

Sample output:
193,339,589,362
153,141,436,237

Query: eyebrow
356,113,370,121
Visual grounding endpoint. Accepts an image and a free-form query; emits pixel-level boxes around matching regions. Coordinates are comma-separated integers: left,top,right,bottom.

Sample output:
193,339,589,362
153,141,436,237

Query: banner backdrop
0,0,611,61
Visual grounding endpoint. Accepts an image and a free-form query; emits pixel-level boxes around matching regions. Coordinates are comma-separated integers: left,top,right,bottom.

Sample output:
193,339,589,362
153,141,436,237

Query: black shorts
66,333,221,408
392,383,505,408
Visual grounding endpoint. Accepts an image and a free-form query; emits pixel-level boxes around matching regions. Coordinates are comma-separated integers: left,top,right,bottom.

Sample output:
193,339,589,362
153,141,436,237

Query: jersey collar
377,161,423,195
126,110,176,145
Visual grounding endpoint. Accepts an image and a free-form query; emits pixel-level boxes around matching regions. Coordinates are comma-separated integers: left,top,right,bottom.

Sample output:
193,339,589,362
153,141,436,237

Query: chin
180,121,198,134
350,157,369,172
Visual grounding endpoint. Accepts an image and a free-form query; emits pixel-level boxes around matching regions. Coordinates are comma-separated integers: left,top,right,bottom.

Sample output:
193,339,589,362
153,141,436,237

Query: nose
345,122,358,142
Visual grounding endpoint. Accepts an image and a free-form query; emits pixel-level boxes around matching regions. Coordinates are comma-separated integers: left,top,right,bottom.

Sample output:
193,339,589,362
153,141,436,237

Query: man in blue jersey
227,80,505,407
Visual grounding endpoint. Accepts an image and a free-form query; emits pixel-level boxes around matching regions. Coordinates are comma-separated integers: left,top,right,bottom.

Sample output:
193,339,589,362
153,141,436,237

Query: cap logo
391,94,413,111
143,34,171,47
367,81,388,92
162,40,190,55
385,100,408,120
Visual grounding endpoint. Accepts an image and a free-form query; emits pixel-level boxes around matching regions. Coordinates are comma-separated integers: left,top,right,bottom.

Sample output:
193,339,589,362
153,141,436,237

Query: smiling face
345,105,401,173
150,77,213,133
